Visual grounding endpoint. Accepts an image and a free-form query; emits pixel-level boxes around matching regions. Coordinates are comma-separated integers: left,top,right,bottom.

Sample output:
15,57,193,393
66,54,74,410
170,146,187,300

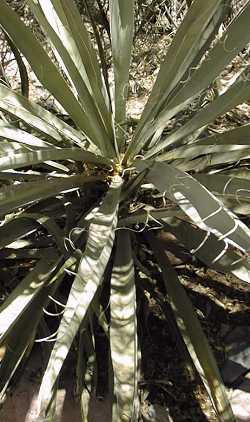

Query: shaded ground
138,261,250,421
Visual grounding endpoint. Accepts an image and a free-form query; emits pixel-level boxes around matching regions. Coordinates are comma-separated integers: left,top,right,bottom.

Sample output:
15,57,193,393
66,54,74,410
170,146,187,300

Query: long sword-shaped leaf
134,3,250,155
164,145,250,163
161,218,250,284
28,0,113,145
58,0,111,115
0,250,59,340
77,325,95,422
162,124,250,161
0,218,39,249
0,140,24,156
194,174,250,199
0,121,54,149
0,171,49,182
136,160,250,253
149,234,235,421
27,0,114,157
0,84,88,148
0,148,111,171
125,0,228,161
118,207,181,227
0,174,101,215
147,67,250,158
38,176,122,418
110,231,138,422
140,0,227,125
119,207,250,283
194,174,250,216
0,256,75,402
110,0,134,151
173,149,250,174
197,125,250,146
0,1,109,151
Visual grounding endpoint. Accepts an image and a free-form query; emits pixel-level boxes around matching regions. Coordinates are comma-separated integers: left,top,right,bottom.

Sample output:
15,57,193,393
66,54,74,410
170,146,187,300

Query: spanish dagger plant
0,0,250,421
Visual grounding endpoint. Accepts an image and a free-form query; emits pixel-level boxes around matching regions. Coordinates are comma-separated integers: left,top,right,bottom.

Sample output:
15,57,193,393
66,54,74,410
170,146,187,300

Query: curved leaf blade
29,0,112,120
0,148,111,171
194,174,250,215
0,84,87,148
125,0,229,161
0,217,39,249
0,1,109,150
139,3,250,153
150,233,235,422
162,124,250,161
162,218,250,284
136,160,250,253
110,230,138,422
38,176,123,418
110,0,134,151
0,250,59,341
27,0,114,157
0,121,54,149
147,67,250,157
0,175,102,215
141,0,227,124
0,255,75,402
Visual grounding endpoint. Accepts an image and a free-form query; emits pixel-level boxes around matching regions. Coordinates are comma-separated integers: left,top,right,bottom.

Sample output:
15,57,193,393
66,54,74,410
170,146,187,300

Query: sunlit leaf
76,325,95,422
0,84,88,148
38,176,122,418
0,250,59,341
28,0,113,142
0,148,111,171
0,255,76,402
0,174,102,214
162,217,250,284
146,66,250,158
0,1,110,151
173,150,250,173
110,230,139,421
125,0,229,161
0,121,53,149
136,160,250,253
161,124,250,161
136,4,250,154
110,0,134,151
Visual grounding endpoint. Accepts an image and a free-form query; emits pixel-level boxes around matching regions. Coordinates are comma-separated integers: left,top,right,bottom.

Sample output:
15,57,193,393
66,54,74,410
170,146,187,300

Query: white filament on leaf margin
116,210,163,233
43,308,64,317
211,242,229,264
190,230,210,254
48,295,66,308
35,329,59,343
222,177,234,195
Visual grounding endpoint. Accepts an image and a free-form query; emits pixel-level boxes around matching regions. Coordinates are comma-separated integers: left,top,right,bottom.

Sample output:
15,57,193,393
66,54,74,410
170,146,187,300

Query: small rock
230,377,250,421
221,326,250,386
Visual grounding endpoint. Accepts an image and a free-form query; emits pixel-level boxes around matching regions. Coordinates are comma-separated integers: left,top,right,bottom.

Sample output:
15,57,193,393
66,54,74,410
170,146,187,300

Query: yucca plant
0,0,250,421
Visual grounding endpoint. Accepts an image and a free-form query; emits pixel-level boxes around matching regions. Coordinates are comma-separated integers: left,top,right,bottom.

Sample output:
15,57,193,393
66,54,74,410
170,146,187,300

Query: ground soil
138,260,250,421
